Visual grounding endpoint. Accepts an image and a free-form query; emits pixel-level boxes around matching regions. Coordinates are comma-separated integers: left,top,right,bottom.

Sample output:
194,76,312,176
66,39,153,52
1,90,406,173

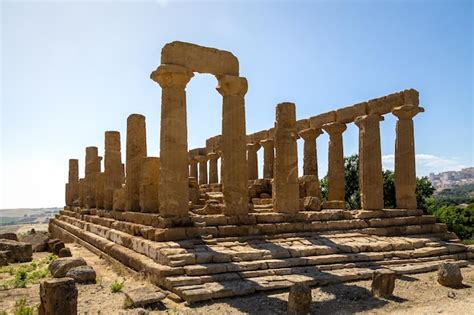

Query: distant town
428,167,474,191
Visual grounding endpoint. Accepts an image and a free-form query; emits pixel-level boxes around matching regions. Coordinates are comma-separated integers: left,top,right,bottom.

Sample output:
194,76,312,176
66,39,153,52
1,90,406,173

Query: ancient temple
53,41,470,303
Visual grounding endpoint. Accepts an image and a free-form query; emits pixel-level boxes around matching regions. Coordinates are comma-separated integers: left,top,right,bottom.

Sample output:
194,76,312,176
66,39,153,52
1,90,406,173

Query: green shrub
432,204,474,240
110,280,124,293
13,299,35,315
0,253,57,289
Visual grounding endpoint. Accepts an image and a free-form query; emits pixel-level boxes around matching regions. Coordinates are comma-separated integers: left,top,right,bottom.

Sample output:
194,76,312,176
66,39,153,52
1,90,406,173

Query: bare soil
0,242,473,315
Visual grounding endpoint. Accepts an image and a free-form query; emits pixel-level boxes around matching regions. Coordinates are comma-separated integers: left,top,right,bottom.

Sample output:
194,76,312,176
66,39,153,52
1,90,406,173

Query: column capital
216,75,248,97
321,122,346,135
392,105,424,120
354,114,384,127
246,142,261,152
150,64,194,89
195,155,208,163
207,152,219,160
298,127,323,141
260,138,274,148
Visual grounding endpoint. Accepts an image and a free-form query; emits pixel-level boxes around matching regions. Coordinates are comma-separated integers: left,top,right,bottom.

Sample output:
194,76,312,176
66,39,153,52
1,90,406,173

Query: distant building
428,167,474,190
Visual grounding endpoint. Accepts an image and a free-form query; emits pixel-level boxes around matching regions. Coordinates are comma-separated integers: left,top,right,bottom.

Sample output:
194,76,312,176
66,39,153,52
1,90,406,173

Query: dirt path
1,242,473,314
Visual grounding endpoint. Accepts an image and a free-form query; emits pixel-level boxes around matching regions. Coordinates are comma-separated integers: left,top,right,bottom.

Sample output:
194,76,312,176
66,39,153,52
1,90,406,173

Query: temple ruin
52,41,470,303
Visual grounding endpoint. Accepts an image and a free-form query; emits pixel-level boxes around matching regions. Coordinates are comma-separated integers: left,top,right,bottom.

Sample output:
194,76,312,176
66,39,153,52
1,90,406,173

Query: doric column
140,157,160,213
392,105,424,209
217,75,248,215
95,172,105,209
67,159,79,206
151,64,193,217
355,114,384,210
84,146,100,208
260,139,274,179
246,143,261,180
322,122,347,206
78,178,85,207
125,114,147,212
298,127,323,176
189,156,198,180
104,131,123,210
207,152,219,184
195,155,209,185
273,102,299,213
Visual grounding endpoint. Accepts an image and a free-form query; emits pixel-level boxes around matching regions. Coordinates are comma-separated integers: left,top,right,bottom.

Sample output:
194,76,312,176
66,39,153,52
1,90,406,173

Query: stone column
67,159,79,206
140,157,160,213
207,152,219,184
217,75,248,216
355,114,384,210
322,122,347,207
247,143,261,180
189,157,198,180
298,128,323,176
125,114,147,212
84,146,100,208
95,172,105,209
260,139,274,179
392,105,424,209
104,131,123,210
78,178,85,207
273,102,300,213
196,155,208,185
151,64,193,218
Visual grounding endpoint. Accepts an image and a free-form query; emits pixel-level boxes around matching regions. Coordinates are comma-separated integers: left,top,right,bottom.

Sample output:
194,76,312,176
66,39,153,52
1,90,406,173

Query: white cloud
382,154,469,176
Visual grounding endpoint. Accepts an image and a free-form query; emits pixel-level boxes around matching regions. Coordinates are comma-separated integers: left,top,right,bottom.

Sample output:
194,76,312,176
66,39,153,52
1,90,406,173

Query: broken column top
161,41,239,76
105,131,121,151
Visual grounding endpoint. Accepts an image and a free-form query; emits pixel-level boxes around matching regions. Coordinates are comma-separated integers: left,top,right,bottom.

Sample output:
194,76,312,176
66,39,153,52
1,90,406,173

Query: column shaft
67,159,79,206
140,157,160,213
84,147,100,208
260,139,274,178
247,143,260,180
208,153,219,184
196,156,208,185
273,102,299,213
104,131,123,210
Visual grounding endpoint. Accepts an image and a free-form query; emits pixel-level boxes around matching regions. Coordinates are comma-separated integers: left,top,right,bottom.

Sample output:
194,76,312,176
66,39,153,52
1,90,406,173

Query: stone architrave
207,152,219,184
151,64,193,218
84,147,101,208
189,156,198,180
298,127,323,176
321,122,347,207
273,102,299,213
67,159,79,206
125,114,147,212
355,114,384,210
392,105,424,209
217,75,249,215
195,155,209,185
104,131,123,210
246,143,261,180
140,157,160,213
260,139,274,179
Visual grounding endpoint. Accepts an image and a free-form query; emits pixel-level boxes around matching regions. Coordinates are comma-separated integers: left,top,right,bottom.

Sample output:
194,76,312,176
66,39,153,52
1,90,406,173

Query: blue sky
1,0,472,208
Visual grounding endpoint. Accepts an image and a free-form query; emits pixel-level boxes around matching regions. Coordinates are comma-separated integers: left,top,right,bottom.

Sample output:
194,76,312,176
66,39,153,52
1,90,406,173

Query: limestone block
39,278,77,315
0,239,32,262
336,102,367,123
321,200,345,209
161,41,239,76
124,286,166,308
58,247,72,257
287,283,311,315
52,241,65,255
367,96,393,115
309,111,336,128
295,118,310,133
0,233,18,241
49,257,87,278
304,196,321,211
66,265,96,284
371,270,395,297
437,263,463,288
403,89,419,106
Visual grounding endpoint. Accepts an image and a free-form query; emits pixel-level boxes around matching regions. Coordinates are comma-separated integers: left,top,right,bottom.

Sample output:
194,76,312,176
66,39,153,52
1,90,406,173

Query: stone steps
172,259,470,303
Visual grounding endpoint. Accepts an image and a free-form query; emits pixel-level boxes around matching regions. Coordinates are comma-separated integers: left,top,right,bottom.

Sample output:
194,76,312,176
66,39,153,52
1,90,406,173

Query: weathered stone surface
58,247,72,257
49,257,87,278
309,111,336,128
39,277,77,315
288,283,311,315
260,139,274,179
152,64,192,218
124,286,166,308
125,114,148,212
52,241,65,255
322,122,346,205
0,239,32,262
298,128,323,178
437,263,463,288
304,197,321,211
336,102,367,124
207,152,219,184
195,155,209,185
273,103,299,213
21,230,49,252
0,250,12,265
217,75,249,216
161,41,239,76
371,269,395,297
113,187,126,211
140,157,160,213
67,159,79,206
84,146,101,209
247,143,261,180
104,131,124,210
0,233,18,241
66,265,96,284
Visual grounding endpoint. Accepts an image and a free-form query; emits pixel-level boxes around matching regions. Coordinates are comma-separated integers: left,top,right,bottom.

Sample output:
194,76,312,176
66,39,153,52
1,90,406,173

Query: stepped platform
50,207,474,303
